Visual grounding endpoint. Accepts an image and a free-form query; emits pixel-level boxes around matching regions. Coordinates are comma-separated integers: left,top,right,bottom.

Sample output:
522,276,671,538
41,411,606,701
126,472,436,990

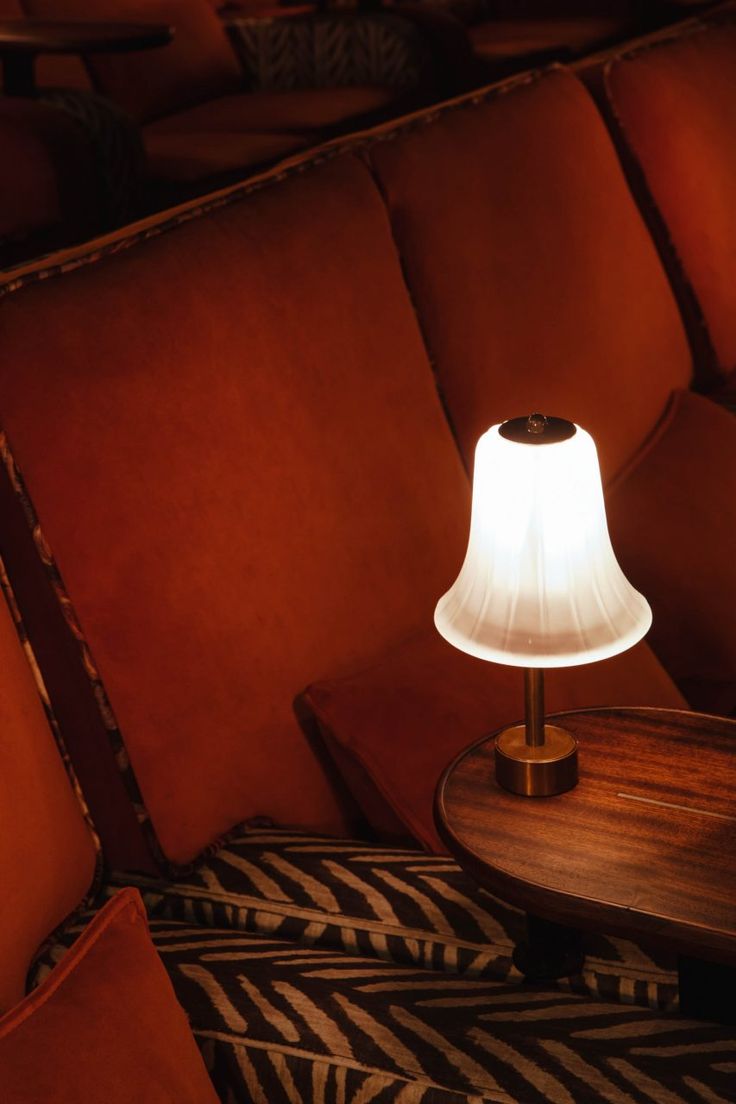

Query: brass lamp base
495,724,578,796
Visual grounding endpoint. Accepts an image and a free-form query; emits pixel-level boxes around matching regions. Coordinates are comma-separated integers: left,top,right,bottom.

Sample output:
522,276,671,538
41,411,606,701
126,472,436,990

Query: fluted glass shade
435,419,651,668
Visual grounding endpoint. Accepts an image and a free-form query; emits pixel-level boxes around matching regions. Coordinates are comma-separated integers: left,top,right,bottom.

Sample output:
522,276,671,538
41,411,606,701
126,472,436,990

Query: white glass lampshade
435,417,651,668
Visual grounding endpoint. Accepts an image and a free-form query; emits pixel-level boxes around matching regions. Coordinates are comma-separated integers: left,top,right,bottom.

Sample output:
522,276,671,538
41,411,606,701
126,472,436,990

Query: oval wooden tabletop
435,707,736,964
0,20,172,55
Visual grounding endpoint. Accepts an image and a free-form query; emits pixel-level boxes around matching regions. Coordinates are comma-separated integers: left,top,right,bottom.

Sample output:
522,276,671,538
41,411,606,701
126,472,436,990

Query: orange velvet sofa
1,11,735,1101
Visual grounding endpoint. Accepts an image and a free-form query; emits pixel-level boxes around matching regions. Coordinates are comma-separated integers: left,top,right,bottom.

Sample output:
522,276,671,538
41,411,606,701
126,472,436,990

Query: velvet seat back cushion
0,154,471,869
367,68,692,485
21,0,244,123
0,578,96,1015
0,887,219,1103
604,21,736,379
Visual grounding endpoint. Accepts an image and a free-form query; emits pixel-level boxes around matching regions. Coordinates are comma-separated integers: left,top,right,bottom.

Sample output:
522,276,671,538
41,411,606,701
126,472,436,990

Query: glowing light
435,421,651,667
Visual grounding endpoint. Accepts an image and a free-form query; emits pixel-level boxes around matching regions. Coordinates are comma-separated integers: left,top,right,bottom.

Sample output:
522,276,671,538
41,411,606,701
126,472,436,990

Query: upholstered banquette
16,0,437,198
1,12,735,1102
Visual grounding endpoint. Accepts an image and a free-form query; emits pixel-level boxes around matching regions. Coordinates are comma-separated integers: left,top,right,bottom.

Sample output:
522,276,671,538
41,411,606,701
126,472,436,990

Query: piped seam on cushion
2,889,143,1036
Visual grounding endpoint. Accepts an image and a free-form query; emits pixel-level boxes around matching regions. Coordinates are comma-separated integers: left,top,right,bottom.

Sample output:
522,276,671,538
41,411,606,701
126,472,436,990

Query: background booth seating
0,0,453,263
387,0,684,79
0,95,107,267
1,12,736,1102
18,0,449,202
0,0,146,259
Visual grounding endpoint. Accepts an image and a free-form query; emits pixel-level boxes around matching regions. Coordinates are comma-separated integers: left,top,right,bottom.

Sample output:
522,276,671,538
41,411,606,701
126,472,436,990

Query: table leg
679,955,736,1024
3,53,37,97
512,913,584,981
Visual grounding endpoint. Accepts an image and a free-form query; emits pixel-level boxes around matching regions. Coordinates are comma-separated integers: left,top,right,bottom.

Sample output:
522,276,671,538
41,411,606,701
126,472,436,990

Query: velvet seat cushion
21,0,244,124
1,888,219,1103
604,20,736,380
142,86,396,180
112,827,680,1013
0,153,472,869
143,86,397,135
367,67,692,484
143,127,309,181
605,389,736,715
33,887,735,1103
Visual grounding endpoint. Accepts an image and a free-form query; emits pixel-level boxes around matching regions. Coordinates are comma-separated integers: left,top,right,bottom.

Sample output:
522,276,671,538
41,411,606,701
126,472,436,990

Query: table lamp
435,413,651,797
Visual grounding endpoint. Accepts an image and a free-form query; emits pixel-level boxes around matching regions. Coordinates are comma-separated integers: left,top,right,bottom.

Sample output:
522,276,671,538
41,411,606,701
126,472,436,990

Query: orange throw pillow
0,888,218,1103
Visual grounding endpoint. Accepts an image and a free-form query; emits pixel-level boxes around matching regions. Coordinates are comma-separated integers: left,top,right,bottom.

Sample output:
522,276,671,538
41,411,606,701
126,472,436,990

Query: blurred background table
0,20,171,96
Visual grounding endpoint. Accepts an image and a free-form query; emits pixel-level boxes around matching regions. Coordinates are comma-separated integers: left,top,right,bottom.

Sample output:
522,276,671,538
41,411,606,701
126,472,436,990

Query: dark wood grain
435,707,736,965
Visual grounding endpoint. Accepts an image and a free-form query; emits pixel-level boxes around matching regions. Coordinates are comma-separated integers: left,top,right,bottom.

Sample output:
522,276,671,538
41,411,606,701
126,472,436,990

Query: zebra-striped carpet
110,829,680,1012
33,909,735,1104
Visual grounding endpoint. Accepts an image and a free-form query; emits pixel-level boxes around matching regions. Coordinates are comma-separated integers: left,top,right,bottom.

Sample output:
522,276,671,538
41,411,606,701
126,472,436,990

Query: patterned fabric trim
227,13,434,92
109,829,679,1013
0,556,103,905
32,908,736,1104
0,430,168,872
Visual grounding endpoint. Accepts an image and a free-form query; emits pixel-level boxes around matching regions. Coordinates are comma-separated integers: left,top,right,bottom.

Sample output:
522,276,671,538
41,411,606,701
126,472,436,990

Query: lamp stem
495,669,577,794
524,668,545,747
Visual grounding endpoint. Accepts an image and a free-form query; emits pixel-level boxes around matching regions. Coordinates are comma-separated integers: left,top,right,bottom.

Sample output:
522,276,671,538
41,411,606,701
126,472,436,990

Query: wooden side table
0,20,172,97
435,707,736,1022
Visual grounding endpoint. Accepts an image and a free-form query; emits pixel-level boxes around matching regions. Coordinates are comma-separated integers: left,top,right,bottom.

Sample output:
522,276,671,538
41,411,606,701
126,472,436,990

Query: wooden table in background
0,20,172,97
435,707,736,1022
